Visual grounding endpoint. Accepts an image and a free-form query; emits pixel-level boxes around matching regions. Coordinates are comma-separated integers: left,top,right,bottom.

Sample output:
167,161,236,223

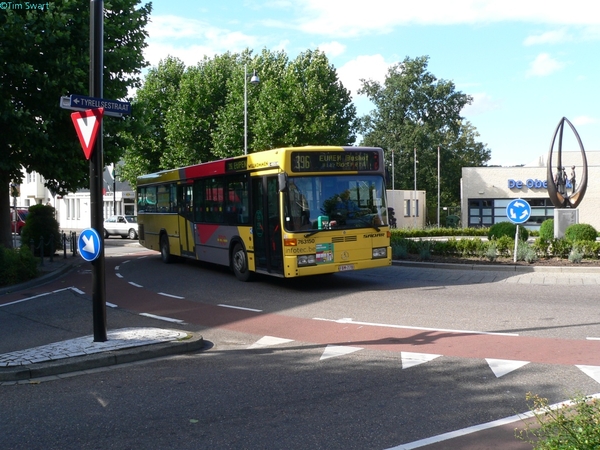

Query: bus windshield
283,175,387,232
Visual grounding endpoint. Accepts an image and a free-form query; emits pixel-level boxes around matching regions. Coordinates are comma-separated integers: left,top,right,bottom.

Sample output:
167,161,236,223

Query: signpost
506,199,531,263
59,1,132,342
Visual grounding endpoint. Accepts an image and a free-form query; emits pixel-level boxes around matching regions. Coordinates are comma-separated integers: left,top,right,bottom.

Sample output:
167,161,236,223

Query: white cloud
337,54,391,98
145,15,260,68
316,41,346,58
293,0,600,38
526,53,565,77
462,92,502,116
572,116,599,126
523,29,573,46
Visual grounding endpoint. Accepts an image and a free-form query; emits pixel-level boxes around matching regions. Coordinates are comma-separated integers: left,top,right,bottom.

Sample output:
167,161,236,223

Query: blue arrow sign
506,199,531,224
61,94,131,117
78,228,102,262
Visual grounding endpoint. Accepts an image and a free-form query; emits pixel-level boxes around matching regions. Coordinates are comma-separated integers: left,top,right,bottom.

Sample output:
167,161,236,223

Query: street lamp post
413,147,417,228
437,145,440,228
244,64,260,155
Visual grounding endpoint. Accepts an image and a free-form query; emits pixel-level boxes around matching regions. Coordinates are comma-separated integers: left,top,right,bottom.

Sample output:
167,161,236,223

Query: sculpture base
554,208,579,238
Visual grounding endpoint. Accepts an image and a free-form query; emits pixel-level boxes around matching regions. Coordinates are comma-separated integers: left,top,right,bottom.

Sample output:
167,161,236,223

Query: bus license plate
338,264,355,272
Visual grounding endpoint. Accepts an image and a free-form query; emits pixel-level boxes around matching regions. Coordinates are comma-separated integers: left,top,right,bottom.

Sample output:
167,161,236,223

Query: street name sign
78,228,102,262
71,108,104,160
60,94,131,117
506,199,531,224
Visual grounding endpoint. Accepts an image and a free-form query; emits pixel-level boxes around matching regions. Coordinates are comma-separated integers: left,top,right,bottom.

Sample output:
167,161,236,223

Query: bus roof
137,146,383,185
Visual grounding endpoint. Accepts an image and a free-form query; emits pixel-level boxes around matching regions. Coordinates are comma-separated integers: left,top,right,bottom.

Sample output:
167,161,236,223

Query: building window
404,200,410,217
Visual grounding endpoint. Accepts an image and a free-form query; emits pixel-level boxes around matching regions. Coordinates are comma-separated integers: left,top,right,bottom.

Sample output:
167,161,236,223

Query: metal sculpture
546,117,588,208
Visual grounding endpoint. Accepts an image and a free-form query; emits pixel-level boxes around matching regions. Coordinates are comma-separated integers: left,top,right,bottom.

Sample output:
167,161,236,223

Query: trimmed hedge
564,223,598,242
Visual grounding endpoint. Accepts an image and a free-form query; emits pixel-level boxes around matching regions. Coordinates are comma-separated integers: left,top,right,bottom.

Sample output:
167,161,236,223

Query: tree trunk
0,170,14,249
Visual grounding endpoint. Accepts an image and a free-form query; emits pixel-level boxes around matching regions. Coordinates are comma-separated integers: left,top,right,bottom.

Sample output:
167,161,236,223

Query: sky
142,0,600,167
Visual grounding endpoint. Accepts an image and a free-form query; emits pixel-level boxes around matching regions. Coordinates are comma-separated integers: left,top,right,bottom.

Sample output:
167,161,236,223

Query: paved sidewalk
0,255,204,384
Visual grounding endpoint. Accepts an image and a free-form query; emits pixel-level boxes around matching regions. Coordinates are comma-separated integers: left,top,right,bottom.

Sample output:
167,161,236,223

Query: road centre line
218,304,262,312
158,292,185,299
128,282,143,288
312,318,519,337
139,313,186,324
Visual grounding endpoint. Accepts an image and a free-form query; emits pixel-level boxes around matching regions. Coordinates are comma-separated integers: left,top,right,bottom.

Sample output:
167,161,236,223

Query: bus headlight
297,254,317,266
372,247,387,259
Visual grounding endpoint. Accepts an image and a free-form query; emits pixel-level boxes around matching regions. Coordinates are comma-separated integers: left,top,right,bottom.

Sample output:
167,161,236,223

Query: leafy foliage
359,56,490,218
488,222,529,241
121,49,357,185
0,0,151,248
0,245,38,287
20,205,61,256
564,223,598,242
517,393,600,449
539,219,555,240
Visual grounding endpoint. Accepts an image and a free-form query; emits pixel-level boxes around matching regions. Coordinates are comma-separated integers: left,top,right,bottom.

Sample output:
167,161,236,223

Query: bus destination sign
225,157,247,173
291,151,379,173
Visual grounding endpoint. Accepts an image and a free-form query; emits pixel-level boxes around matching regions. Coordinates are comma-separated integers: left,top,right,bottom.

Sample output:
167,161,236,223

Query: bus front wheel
160,234,173,264
232,243,252,281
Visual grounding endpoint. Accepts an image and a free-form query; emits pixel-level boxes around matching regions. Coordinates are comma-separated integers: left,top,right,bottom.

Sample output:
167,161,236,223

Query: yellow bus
136,146,391,281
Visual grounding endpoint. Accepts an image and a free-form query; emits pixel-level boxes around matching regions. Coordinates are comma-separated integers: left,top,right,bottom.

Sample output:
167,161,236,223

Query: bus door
178,183,195,257
252,176,283,275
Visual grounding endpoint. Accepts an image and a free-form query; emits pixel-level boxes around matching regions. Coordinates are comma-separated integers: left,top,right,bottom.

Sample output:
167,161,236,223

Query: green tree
119,56,186,186
0,0,151,248
164,53,239,167
123,48,358,178
359,56,490,221
210,48,357,157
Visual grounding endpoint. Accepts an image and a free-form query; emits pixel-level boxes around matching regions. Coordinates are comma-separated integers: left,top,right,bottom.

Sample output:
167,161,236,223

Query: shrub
0,246,38,287
488,221,529,241
539,219,554,240
20,204,61,256
517,243,538,263
495,235,514,257
391,239,408,259
550,238,572,259
564,223,598,242
569,246,584,263
531,238,551,258
516,393,600,449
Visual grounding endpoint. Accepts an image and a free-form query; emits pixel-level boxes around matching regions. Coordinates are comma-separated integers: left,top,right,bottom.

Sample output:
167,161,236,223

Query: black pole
90,0,107,342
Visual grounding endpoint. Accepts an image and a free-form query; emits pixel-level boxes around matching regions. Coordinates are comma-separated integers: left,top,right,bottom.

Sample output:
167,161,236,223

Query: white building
386,189,426,229
461,151,600,231
10,166,135,231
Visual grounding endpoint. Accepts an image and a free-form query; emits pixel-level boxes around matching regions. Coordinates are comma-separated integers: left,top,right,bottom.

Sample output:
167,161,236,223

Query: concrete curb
0,332,205,382
392,259,600,273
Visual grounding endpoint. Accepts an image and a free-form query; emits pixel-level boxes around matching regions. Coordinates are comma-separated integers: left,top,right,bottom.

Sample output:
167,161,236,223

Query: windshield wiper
304,229,324,238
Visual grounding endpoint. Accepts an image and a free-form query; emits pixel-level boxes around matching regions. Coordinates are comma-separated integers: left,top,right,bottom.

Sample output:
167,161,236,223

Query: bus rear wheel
232,243,252,281
160,234,173,264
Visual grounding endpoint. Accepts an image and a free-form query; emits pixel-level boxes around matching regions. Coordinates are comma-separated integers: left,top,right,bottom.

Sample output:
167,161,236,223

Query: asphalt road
2,242,600,449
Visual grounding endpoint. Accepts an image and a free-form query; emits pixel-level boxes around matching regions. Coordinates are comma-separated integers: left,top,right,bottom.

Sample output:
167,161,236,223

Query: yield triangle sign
71,107,104,160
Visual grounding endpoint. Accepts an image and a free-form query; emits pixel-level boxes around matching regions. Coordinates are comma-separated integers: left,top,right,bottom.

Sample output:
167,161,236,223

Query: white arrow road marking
320,345,363,361
401,352,442,369
248,336,294,349
82,234,95,253
486,358,529,378
576,365,600,384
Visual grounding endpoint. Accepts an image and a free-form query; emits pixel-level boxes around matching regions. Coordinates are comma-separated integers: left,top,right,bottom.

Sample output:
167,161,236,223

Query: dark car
10,208,29,235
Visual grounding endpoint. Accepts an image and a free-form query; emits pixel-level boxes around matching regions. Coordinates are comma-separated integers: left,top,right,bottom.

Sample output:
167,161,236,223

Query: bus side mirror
278,173,288,192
